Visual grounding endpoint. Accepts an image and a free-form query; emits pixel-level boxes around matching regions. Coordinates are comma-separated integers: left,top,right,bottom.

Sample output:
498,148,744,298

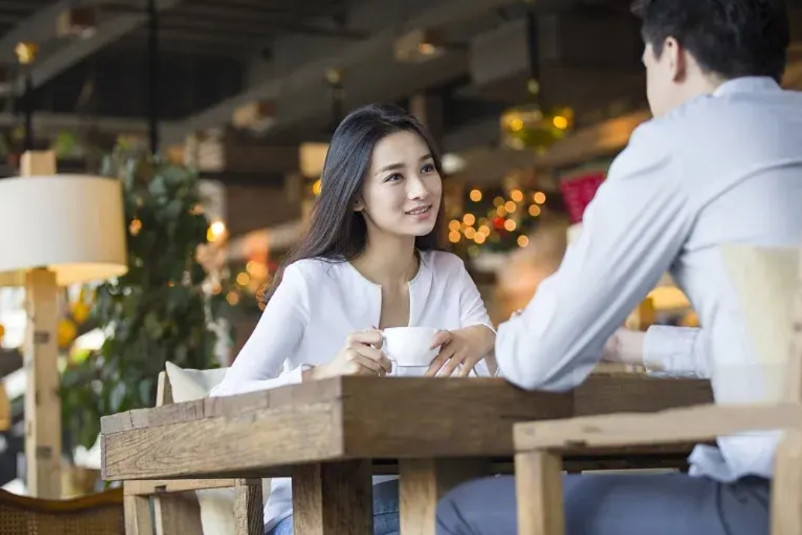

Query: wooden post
398,458,491,535
21,150,62,499
409,93,444,146
515,451,564,535
292,460,373,535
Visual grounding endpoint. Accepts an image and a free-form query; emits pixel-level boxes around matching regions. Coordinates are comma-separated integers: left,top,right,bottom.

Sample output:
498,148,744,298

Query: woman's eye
421,163,435,174
384,173,403,183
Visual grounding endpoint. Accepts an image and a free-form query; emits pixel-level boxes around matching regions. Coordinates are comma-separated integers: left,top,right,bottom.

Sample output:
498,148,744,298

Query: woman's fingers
347,329,384,349
425,345,456,377
429,329,452,350
354,345,392,373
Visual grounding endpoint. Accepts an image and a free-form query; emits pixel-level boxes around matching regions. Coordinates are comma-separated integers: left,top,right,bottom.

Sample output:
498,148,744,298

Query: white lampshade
0,175,128,287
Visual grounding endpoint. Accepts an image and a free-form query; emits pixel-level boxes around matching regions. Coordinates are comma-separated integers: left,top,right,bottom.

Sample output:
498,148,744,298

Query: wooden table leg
292,460,373,535
124,491,154,535
771,430,802,535
399,458,492,535
515,451,564,535
235,478,264,535
153,492,203,535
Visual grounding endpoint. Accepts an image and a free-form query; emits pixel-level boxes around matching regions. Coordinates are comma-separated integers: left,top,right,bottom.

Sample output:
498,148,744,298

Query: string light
128,218,142,236
462,213,476,226
207,220,227,243
474,233,487,244
510,189,524,202
504,219,517,232
448,231,461,243
517,235,530,248
533,191,547,205
465,227,477,239
469,189,482,202
528,205,541,217
504,201,517,213
448,219,461,232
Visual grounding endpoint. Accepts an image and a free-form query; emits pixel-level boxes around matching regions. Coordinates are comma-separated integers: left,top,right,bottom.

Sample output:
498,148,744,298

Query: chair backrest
0,487,123,535
720,244,802,404
153,370,205,535
791,243,802,403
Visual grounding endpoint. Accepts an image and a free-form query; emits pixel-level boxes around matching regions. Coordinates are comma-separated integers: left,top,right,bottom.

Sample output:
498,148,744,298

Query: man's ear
664,36,686,82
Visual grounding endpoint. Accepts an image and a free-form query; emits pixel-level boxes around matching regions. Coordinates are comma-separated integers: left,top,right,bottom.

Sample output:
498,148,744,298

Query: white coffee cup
382,326,439,376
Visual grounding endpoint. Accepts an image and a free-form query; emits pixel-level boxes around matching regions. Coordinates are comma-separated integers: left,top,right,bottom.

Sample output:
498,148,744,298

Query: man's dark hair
632,0,789,82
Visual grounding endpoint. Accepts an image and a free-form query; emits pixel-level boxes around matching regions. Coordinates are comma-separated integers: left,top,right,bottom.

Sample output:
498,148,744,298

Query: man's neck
679,70,727,105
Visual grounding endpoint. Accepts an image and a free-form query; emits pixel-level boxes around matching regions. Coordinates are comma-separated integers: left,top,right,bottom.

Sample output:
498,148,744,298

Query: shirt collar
713,76,781,97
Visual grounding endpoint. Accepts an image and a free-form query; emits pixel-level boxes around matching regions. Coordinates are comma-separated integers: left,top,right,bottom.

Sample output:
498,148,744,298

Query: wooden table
101,374,712,535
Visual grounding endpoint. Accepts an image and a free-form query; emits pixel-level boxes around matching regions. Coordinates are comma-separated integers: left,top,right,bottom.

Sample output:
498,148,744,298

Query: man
437,1,802,534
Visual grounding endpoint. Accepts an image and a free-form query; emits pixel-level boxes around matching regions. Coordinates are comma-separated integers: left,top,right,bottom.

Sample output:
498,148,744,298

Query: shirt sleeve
209,263,310,396
495,121,695,391
643,325,711,378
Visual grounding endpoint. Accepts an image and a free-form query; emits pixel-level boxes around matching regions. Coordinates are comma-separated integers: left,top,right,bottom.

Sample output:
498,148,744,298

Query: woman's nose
407,175,428,199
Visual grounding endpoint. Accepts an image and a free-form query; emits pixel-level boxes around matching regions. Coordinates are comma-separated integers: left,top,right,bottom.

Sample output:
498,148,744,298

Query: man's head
632,0,790,117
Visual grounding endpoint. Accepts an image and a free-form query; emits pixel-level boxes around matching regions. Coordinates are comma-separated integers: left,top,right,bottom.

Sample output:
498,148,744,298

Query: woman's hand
305,329,392,380
425,325,495,377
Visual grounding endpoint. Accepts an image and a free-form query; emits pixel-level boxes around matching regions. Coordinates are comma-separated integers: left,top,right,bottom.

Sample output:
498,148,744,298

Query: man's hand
601,328,647,366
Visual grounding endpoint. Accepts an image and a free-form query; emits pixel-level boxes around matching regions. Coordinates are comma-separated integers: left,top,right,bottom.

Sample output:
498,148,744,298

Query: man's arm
496,121,696,391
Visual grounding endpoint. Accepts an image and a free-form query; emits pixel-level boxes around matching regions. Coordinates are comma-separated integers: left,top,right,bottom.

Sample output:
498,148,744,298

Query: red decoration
493,217,505,230
559,170,606,223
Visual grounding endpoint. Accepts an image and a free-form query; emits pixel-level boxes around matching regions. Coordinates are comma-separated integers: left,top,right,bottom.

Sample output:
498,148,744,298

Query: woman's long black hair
260,103,445,305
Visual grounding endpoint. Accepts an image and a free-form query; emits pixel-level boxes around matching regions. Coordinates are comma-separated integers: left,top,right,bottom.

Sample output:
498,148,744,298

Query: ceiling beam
0,0,184,92
171,0,523,142
0,0,96,65
0,111,182,141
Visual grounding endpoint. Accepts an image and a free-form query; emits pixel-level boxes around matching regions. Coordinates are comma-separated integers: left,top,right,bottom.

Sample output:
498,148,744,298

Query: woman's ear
353,197,365,212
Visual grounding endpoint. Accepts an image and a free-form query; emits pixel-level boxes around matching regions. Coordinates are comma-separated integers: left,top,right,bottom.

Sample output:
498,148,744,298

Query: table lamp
0,151,127,498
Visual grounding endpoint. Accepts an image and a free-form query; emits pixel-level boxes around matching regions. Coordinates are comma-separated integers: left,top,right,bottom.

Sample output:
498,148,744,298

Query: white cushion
164,361,228,403
720,245,799,402
164,362,269,534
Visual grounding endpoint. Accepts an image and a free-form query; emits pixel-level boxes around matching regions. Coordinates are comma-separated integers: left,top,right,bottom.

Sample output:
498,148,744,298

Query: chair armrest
514,402,801,452
124,478,243,496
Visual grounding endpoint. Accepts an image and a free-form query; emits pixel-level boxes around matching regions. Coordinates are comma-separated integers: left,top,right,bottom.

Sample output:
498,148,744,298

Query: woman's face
356,130,442,240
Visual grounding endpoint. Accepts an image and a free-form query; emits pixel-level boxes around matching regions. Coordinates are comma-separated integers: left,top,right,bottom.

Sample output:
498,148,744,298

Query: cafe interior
0,0,801,533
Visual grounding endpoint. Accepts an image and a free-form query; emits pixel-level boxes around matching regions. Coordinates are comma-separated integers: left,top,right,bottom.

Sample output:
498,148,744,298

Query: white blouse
209,249,494,530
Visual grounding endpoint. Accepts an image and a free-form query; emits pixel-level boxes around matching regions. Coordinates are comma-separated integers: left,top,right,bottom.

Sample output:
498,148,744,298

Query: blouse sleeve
209,263,310,396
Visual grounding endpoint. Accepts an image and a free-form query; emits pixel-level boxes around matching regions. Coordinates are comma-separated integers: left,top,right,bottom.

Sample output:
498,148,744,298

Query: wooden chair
122,370,263,535
0,486,123,534
513,243,802,535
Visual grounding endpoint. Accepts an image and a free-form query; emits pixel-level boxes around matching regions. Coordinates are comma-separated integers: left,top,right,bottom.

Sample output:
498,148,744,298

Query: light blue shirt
496,76,802,482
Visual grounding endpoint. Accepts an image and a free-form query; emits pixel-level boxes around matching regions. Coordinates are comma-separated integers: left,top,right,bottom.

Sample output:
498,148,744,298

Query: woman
209,103,496,535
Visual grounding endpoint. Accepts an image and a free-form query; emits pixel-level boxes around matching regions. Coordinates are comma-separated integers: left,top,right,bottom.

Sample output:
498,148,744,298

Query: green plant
61,150,232,450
